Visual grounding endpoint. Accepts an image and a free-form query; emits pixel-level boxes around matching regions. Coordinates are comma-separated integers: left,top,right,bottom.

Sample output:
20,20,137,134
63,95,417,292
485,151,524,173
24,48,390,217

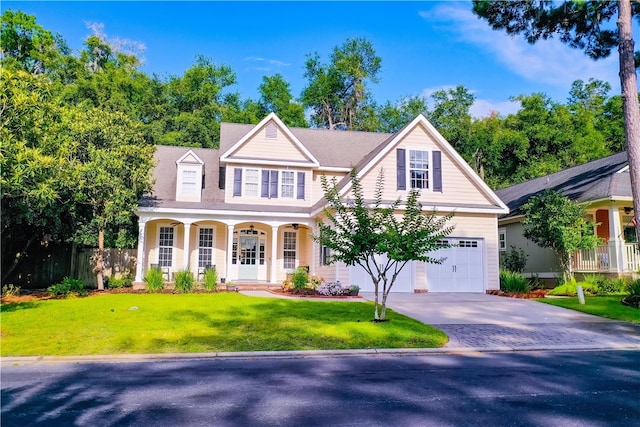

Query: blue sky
5,1,625,117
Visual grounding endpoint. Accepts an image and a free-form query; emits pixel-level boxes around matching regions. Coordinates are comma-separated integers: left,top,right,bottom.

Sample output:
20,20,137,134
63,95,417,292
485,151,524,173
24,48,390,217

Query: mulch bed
486,289,549,299
268,288,362,299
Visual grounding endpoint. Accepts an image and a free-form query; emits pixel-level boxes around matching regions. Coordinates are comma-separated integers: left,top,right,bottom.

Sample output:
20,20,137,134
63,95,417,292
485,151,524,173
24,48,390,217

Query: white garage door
349,255,414,293
426,238,484,292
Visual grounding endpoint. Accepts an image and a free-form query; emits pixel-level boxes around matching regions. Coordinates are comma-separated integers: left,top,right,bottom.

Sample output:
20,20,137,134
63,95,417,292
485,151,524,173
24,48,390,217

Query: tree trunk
617,0,640,243
96,227,105,290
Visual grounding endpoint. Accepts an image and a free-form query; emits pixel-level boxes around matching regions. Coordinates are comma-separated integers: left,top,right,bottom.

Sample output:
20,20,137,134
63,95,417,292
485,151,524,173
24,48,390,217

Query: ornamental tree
522,190,600,283
315,169,454,321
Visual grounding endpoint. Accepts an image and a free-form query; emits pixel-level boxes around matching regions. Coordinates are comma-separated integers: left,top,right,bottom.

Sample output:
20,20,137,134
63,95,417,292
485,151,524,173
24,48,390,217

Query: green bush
291,266,309,292
627,279,640,297
203,267,218,291
108,275,133,289
597,277,627,295
48,277,86,297
174,270,195,293
502,246,528,273
499,269,530,293
144,268,165,292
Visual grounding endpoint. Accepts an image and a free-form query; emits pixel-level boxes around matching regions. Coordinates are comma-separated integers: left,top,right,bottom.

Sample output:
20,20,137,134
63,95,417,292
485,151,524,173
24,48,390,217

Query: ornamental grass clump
174,270,195,293
203,267,218,291
144,268,165,292
499,269,530,294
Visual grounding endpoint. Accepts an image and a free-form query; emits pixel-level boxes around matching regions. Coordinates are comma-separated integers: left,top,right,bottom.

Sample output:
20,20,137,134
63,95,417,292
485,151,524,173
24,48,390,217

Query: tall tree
315,169,454,321
257,74,307,127
427,85,475,152
473,0,640,248
301,37,381,130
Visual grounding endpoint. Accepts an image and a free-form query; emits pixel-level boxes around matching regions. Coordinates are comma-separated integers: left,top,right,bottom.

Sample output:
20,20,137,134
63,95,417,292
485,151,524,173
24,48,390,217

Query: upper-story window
409,150,429,190
281,171,295,198
175,150,204,202
244,169,259,197
396,149,442,192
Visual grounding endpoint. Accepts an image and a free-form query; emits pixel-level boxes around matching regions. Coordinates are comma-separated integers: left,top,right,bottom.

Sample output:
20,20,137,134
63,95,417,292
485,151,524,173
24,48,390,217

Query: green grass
537,295,640,323
0,293,447,356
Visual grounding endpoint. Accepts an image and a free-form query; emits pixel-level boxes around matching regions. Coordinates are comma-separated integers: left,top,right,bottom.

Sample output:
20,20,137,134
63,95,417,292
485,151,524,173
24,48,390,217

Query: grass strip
536,295,640,323
1,293,447,356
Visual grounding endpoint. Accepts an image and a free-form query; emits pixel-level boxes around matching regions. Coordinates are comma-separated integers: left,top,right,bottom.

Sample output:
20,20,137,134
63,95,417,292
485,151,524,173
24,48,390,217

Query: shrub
499,269,530,294
317,281,344,296
2,284,21,297
203,267,218,291
309,275,323,289
502,246,528,273
291,266,309,292
628,279,640,297
347,284,360,295
548,282,597,296
144,268,165,292
48,277,86,297
174,270,195,293
597,277,627,295
108,275,132,289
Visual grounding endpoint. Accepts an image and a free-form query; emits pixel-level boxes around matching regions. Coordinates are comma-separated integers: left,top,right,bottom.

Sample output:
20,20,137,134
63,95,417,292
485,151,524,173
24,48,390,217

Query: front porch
572,243,640,273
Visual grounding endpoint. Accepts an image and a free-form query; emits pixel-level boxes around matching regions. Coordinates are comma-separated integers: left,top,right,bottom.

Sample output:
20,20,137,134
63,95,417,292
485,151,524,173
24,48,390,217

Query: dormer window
176,150,205,202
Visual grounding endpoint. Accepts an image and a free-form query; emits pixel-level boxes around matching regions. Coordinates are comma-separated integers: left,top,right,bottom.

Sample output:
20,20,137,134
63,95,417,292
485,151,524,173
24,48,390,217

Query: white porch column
608,206,625,272
134,218,147,282
270,226,278,283
182,222,192,272
226,224,234,281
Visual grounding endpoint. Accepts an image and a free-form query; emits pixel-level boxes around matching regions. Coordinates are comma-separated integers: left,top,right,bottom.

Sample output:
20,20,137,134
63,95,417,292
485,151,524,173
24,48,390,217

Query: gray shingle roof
495,151,630,220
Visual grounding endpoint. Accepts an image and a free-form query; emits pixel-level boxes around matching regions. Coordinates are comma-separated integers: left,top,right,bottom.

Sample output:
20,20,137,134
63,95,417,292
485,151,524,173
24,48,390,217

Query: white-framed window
498,228,506,251
409,150,429,190
158,226,174,267
320,244,331,266
281,171,295,198
198,228,214,268
244,169,259,197
283,231,297,269
181,169,198,195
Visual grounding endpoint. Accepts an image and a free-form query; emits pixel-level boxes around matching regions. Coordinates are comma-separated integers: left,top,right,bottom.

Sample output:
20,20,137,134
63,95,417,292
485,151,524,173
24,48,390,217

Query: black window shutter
270,170,278,198
297,172,305,199
397,149,406,190
261,170,270,198
219,166,226,189
433,151,442,192
233,168,242,196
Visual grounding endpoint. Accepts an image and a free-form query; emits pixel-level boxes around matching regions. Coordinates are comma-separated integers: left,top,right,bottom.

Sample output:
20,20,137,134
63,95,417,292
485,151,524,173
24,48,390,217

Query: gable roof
220,121,391,169
495,151,630,220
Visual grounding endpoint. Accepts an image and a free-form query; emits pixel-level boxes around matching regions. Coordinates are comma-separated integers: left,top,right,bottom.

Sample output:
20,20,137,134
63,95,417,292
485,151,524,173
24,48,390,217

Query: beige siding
357,124,496,207
312,170,348,204
230,123,311,163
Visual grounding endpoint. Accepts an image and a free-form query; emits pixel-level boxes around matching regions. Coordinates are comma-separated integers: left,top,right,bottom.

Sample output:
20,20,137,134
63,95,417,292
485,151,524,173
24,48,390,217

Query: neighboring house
134,113,508,293
495,152,639,279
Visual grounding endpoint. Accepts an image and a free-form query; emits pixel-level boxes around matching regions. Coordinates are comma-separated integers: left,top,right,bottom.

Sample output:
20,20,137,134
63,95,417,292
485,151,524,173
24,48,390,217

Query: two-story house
134,113,508,292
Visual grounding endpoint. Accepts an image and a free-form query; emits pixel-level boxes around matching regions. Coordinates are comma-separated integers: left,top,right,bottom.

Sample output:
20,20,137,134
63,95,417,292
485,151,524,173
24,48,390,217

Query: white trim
220,158,317,168
220,112,320,167
317,166,351,172
137,207,312,219
176,149,204,165
617,165,630,173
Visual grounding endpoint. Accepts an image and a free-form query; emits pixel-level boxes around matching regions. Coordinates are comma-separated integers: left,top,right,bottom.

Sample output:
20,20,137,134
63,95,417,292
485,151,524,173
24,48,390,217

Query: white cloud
470,98,520,118
421,4,620,92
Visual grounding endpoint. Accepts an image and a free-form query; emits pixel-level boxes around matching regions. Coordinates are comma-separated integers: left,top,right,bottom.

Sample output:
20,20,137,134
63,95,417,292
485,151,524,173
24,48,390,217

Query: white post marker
576,285,585,305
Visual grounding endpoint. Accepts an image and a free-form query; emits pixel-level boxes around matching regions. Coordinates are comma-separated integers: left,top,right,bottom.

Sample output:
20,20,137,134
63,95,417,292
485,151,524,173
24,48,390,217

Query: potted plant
347,284,360,296
225,281,236,292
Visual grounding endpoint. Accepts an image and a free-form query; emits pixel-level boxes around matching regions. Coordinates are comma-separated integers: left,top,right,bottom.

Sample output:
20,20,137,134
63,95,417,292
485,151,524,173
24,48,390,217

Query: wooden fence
3,243,136,290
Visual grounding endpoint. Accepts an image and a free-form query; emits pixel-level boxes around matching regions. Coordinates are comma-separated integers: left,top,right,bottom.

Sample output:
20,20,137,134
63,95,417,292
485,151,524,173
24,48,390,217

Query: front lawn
537,295,640,323
0,293,447,356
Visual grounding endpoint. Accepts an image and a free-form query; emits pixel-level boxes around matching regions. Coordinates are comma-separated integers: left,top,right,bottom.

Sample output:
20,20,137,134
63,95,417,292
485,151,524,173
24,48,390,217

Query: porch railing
572,243,640,273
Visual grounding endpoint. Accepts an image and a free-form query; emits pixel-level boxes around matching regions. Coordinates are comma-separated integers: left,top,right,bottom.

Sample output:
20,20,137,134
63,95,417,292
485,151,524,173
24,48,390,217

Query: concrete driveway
361,292,640,351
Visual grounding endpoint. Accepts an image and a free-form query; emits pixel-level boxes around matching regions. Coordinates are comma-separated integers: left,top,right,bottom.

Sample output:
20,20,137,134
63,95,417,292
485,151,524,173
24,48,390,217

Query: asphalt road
2,350,639,427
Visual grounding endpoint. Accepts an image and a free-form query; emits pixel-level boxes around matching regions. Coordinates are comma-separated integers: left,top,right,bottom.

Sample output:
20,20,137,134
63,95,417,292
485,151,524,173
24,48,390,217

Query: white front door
238,236,259,280
426,239,484,292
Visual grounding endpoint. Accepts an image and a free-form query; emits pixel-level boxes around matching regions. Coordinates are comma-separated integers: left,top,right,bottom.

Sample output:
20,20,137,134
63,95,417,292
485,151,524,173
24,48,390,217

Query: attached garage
348,238,485,293
426,238,485,292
